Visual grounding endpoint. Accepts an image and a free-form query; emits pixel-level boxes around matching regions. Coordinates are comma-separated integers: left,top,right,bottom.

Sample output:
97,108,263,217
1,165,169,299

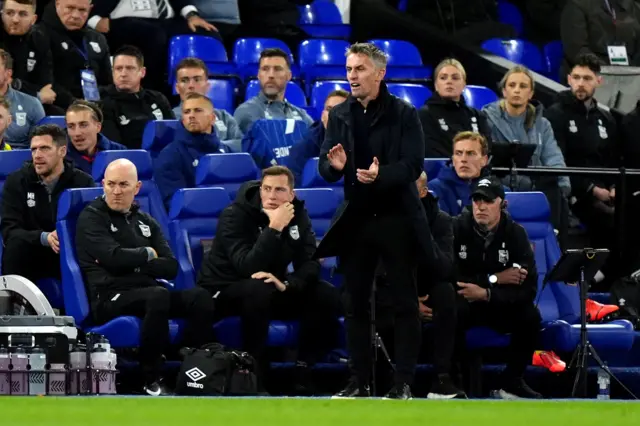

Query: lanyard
74,40,89,62
604,0,616,23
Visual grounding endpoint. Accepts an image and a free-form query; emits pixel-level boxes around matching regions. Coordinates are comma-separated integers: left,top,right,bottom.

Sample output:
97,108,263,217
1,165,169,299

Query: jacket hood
176,123,226,153
425,91,468,108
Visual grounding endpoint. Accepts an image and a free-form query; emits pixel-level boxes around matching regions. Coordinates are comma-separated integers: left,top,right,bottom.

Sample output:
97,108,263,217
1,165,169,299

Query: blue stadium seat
310,80,350,117
141,120,179,159
244,80,307,108
233,38,298,81
57,187,181,348
481,39,544,73
167,187,231,290
168,36,237,85
387,83,432,108
423,158,447,180
0,149,31,198
37,116,66,128
544,40,564,82
369,39,433,81
397,0,408,11
463,85,499,109
300,157,344,201
299,39,350,85
299,2,351,39
294,188,340,239
241,119,310,169
497,1,524,36
194,153,260,199
207,79,235,114
91,150,170,237
505,192,635,353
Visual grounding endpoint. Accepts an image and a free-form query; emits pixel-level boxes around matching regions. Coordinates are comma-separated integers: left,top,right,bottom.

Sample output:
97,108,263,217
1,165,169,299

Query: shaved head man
102,158,141,212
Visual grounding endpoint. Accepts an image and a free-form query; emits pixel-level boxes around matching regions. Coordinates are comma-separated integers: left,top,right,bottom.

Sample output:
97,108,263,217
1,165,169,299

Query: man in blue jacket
286,88,349,185
154,92,231,208
65,100,127,174
429,131,489,216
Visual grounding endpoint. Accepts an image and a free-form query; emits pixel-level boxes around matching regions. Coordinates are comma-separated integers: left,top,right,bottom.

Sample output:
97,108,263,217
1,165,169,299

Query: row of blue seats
482,38,564,81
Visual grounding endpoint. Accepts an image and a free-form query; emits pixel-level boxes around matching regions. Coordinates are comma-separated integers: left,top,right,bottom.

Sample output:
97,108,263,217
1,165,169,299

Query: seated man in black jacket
75,158,215,396
453,177,542,399
1,124,95,283
197,165,342,393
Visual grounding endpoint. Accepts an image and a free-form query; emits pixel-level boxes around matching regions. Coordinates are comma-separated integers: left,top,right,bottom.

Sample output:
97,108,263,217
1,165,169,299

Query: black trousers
95,286,215,382
107,18,222,93
342,215,421,386
213,278,342,377
456,297,541,380
421,281,457,375
2,238,61,282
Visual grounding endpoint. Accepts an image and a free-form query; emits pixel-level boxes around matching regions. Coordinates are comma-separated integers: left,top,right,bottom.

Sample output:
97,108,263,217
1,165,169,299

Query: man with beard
233,48,312,134
1,124,95,283
545,53,618,287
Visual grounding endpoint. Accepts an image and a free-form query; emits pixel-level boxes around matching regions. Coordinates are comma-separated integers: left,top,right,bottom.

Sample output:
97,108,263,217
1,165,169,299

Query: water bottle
597,364,611,400
90,347,110,394
28,346,47,395
69,344,87,394
108,349,118,394
0,346,9,395
47,363,67,395
10,347,28,395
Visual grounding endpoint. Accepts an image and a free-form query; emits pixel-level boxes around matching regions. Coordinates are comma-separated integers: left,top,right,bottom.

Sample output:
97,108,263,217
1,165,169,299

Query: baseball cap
472,177,505,201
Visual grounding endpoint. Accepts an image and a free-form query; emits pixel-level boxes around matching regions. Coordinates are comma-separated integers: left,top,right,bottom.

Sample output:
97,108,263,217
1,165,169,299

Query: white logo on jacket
138,221,151,237
458,244,467,260
89,42,101,53
26,192,35,208
289,225,300,240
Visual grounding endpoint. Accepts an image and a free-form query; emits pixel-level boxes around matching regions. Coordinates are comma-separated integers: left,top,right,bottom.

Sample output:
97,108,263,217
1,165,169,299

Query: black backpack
175,343,258,396
610,276,640,330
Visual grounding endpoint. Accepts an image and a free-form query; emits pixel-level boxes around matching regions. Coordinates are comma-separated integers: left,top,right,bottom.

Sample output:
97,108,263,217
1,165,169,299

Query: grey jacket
4,87,46,149
483,100,571,191
173,105,243,152
233,91,313,134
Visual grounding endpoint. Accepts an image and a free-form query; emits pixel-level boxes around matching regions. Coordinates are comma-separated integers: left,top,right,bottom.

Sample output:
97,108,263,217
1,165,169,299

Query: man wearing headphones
453,176,542,399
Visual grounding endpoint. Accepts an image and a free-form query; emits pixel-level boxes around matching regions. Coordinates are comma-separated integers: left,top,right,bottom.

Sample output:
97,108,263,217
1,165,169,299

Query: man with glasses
197,165,342,394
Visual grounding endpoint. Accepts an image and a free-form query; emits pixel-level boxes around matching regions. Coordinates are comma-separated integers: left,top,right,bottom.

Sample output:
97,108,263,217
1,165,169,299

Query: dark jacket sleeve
76,206,152,273
154,145,189,209
286,210,320,290
489,223,538,305
137,217,178,279
419,106,450,158
217,205,286,278
375,105,425,189
561,1,597,64
100,100,124,143
429,211,455,281
318,109,346,183
158,93,176,119
95,33,113,88
286,121,323,185
0,173,41,244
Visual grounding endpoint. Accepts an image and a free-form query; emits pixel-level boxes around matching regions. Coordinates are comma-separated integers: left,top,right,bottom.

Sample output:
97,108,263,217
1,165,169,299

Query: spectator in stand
286,89,349,185
173,57,243,152
155,93,231,208
1,124,95,283
0,98,14,150
0,50,45,148
32,0,112,111
561,0,640,78
429,131,490,216
418,58,492,158
192,0,240,46
0,0,53,107
65,100,126,174
100,45,174,149
234,48,313,134
87,0,218,93
405,0,516,45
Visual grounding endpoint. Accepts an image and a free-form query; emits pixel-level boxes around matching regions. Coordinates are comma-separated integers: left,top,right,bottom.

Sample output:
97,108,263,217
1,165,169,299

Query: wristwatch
185,11,199,20
489,274,498,285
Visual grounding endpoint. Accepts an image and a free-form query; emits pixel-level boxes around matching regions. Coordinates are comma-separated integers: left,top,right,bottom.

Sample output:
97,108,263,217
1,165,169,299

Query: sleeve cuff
180,6,198,18
40,232,50,247
87,15,102,29
145,247,156,261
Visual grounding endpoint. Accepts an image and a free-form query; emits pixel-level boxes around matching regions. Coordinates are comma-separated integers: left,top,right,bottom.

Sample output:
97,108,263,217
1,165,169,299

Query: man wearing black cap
453,176,543,399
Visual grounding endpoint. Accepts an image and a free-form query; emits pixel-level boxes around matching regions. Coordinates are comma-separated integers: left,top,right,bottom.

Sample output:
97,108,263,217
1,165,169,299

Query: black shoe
331,379,371,399
494,377,542,399
427,374,467,399
143,380,167,396
383,383,412,400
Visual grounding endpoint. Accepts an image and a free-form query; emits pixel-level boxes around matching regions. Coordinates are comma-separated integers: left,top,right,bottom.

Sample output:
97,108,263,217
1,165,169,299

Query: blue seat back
505,192,559,322
299,39,350,80
168,36,235,80
481,39,544,73
195,153,260,199
300,1,343,24
0,150,31,197
388,83,431,108
37,116,66,127
300,157,344,200
141,120,179,159
544,40,564,81
207,79,235,114
497,1,524,36
295,188,340,239
463,85,499,109
310,80,350,112
241,119,310,169
369,39,423,67
244,80,307,107
91,150,169,236
57,187,104,326
233,38,295,80
424,158,447,180
168,187,232,289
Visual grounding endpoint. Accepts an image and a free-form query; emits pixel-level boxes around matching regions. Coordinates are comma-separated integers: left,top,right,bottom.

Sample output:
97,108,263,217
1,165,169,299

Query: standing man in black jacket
197,166,341,393
453,177,542,399
75,158,215,396
1,124,95,282
317,42,429,400
32,0,112,111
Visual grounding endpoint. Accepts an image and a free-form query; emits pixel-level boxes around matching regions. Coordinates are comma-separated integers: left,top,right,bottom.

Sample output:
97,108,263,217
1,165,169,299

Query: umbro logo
185,367,206,382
